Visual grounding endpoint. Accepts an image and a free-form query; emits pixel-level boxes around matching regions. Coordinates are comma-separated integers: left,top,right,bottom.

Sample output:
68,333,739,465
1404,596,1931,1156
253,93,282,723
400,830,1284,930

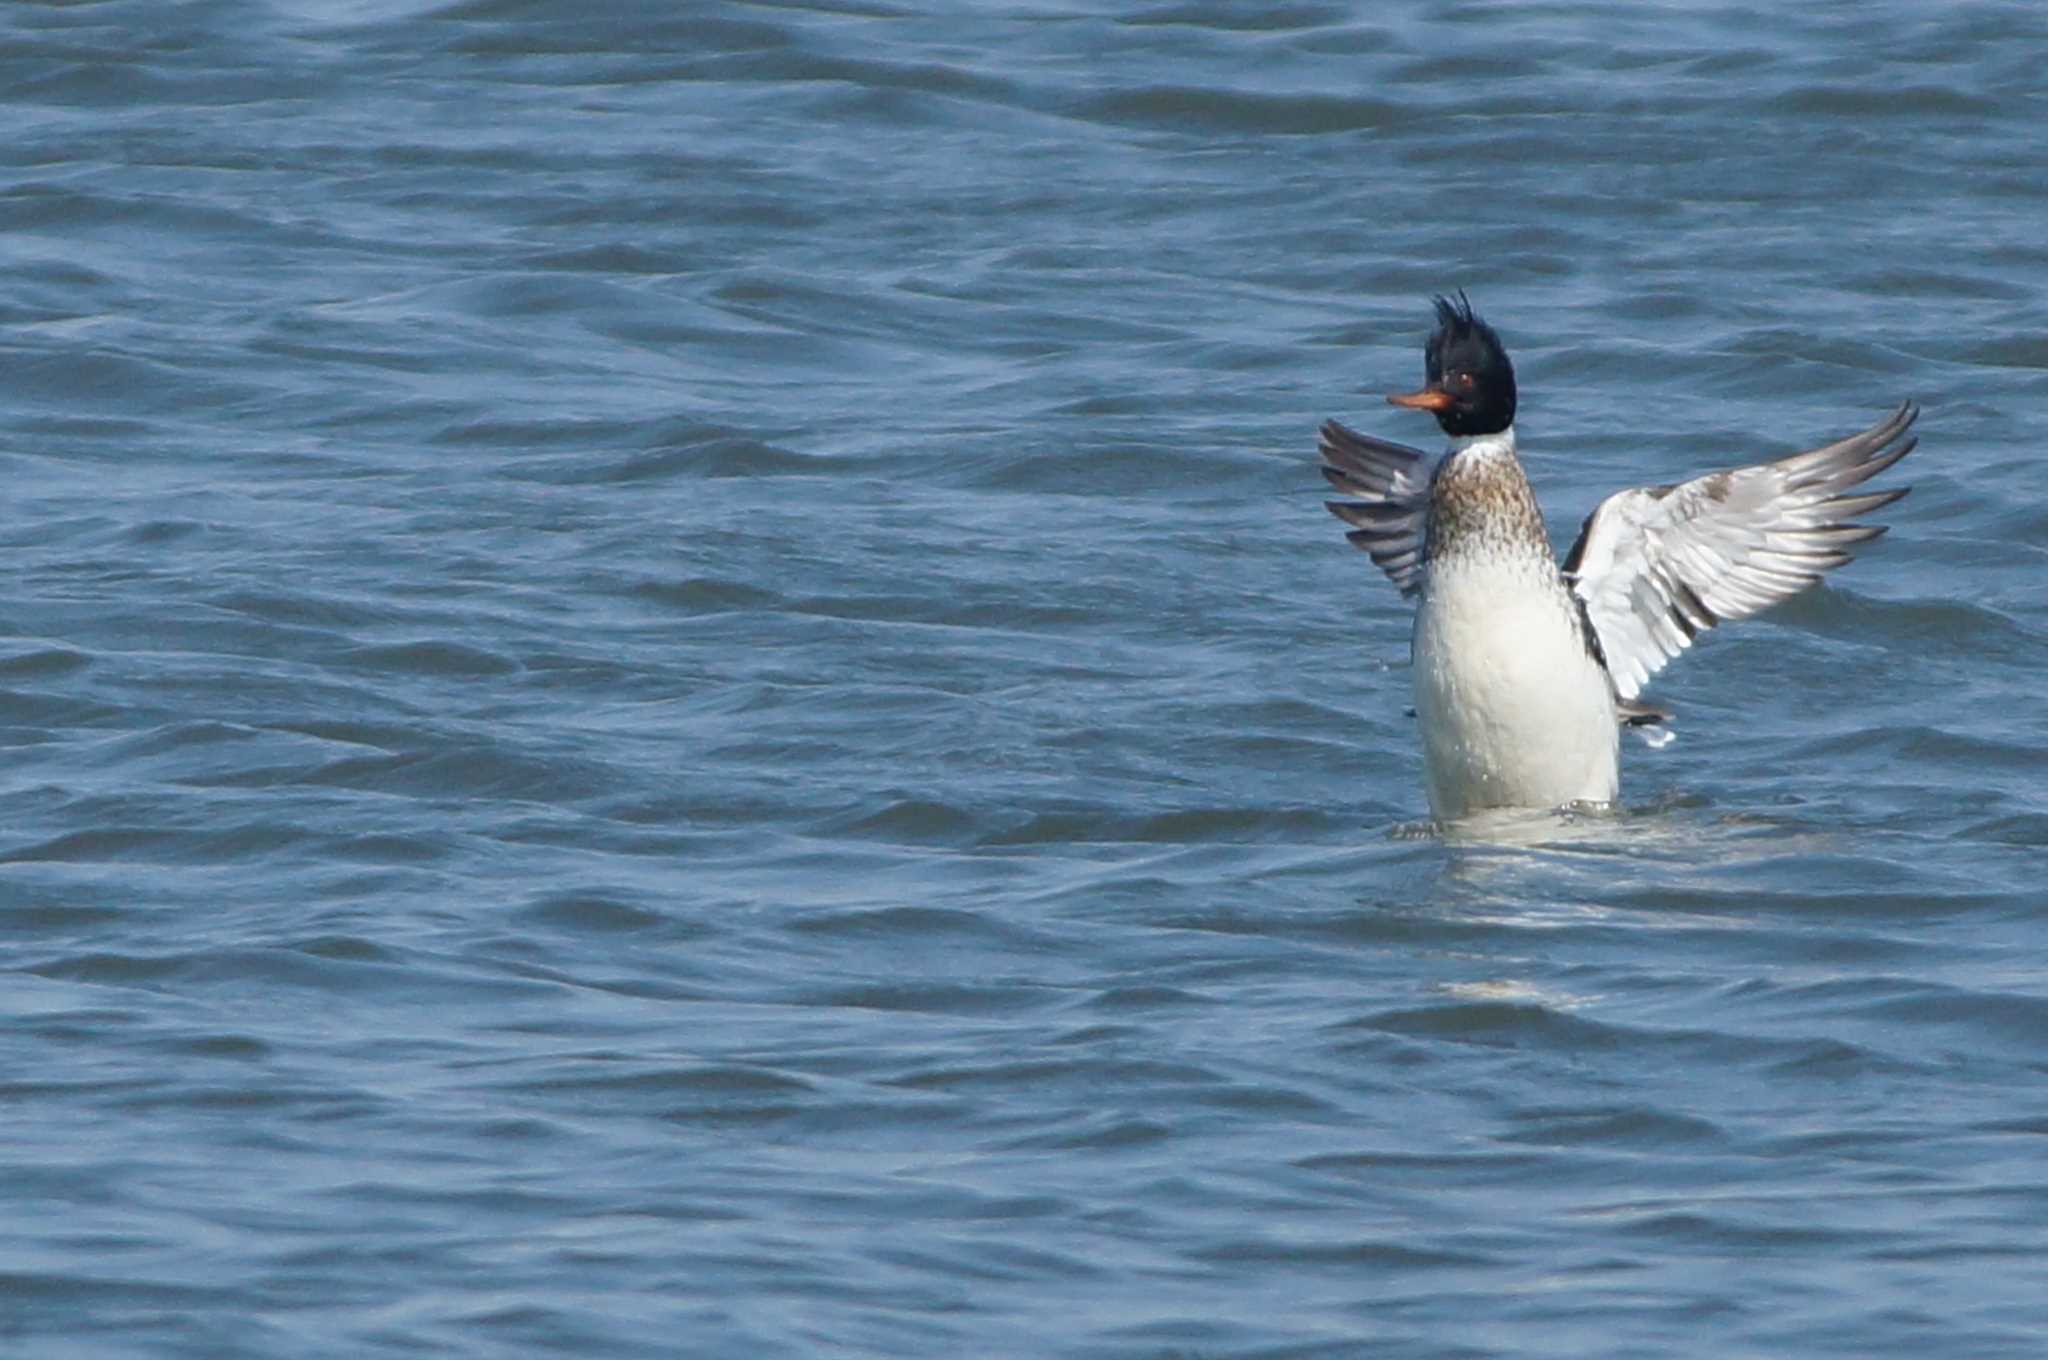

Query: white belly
1413,559,1620,820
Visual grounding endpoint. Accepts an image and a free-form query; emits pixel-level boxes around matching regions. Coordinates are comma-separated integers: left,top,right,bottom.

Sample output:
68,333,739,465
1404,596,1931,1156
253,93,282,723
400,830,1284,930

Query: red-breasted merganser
1320,293,1917,820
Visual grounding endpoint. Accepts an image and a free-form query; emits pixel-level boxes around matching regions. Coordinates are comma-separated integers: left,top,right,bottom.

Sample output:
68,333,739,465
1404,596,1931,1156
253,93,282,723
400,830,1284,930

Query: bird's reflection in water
1386,790,1845,927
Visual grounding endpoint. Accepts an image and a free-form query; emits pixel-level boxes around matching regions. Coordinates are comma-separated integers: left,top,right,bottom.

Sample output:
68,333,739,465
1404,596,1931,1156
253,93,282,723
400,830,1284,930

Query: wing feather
1317,419,1432,598
1564,401,1919,701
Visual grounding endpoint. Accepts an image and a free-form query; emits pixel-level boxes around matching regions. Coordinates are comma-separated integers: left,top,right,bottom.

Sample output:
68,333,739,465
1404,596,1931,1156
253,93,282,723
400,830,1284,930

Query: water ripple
4,1,2046,1356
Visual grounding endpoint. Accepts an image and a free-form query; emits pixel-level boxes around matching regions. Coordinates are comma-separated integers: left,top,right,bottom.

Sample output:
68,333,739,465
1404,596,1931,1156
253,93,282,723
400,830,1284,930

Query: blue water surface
4,2,2048,1356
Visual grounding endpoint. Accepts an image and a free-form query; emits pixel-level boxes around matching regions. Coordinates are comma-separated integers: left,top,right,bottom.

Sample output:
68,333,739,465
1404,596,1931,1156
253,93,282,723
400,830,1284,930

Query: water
4,1,2047,1355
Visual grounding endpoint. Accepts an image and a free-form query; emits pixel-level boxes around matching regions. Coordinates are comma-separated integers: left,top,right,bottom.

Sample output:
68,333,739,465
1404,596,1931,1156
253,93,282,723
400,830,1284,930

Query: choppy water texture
5,2,2048,1356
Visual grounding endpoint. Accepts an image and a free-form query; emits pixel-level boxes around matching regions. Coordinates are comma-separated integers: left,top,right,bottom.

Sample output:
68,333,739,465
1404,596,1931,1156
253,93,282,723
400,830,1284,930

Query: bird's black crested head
1389,291,1517,437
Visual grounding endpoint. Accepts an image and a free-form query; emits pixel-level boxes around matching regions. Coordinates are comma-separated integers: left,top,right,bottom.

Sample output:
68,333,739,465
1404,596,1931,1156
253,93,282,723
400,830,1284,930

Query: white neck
1446,425,1517,459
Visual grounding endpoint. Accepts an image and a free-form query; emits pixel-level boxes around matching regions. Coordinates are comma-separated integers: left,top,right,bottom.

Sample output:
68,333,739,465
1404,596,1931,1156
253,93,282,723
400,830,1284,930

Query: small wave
336,640,520,677
1763,84,1998,118
515,892,672,934
1072,85,1406,136
0,645,90,679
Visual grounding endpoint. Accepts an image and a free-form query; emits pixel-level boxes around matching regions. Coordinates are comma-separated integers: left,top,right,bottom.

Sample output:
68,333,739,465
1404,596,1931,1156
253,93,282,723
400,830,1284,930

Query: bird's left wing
1564,401,1918,701
1319,419,1433,597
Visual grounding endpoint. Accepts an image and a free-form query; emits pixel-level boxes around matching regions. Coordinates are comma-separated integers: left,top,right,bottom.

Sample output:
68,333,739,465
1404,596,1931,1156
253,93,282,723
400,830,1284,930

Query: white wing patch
1564,401,1918,701
1319,420,1433,597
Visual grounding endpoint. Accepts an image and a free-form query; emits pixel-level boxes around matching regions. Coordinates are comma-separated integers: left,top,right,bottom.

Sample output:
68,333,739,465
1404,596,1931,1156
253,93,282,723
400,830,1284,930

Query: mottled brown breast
1424,449,1550,562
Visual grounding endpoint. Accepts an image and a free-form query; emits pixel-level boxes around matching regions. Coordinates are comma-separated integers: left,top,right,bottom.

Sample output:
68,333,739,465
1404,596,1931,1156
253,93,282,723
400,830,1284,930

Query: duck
1319,293,1917,820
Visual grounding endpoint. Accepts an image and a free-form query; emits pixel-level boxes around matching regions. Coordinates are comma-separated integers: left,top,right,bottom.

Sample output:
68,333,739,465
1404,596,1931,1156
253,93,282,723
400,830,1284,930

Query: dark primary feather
1563,400,1919,700
1318,419,1431,597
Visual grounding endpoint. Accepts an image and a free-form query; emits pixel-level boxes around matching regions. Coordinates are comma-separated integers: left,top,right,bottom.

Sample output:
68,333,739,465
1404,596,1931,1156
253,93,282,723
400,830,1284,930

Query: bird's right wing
1319,419,1433,597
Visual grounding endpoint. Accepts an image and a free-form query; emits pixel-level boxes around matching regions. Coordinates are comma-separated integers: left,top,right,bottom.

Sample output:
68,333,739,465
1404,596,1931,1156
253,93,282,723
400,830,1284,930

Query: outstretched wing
1564,401,1918,701
1319,419,1433,597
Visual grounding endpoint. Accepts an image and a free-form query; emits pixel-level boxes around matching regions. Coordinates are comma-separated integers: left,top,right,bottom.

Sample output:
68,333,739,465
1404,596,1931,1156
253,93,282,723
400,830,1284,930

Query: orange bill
1386,387,1453,411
